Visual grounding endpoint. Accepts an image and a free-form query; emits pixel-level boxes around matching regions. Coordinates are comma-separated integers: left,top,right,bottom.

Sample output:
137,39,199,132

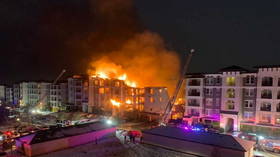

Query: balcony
261,94,272,99
188,80,201,86
188,103,200,107
188,92,200,97
260,106,271,112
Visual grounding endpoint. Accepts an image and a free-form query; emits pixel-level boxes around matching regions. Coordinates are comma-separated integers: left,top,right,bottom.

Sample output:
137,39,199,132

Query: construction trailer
15,121,116,157
142,126,255,157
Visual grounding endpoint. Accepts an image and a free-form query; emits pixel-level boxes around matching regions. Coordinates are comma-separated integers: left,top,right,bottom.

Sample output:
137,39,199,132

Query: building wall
67,75,89,111
143,87,169,114
18,127,116,157
0,85,5,103
185,66,280,133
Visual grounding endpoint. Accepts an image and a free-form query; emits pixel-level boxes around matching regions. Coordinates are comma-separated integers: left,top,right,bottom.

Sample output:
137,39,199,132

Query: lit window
226,88,235,98
99,88,104,94
150,97,155,103
226,100,235,110
226,77,236,86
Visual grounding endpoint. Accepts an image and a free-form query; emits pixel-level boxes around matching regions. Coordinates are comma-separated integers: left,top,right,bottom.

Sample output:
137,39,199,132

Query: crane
160,49,194,125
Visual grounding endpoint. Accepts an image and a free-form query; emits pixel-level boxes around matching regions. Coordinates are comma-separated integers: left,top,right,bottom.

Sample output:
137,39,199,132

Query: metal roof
17,121,115,145
143,126,254,152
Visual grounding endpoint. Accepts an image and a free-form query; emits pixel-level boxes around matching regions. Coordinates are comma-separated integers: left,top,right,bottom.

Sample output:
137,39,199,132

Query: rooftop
143,126,254,152
219,65,250,72
17,121,115,145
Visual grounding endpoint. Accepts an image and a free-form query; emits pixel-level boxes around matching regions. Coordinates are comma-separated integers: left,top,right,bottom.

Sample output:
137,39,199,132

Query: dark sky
1,0,280,84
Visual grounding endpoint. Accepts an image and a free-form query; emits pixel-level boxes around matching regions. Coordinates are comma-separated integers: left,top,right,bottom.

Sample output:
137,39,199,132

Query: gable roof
143,126,254,152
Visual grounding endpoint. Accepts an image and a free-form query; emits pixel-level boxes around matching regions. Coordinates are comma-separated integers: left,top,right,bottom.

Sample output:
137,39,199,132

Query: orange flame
110,99,121,107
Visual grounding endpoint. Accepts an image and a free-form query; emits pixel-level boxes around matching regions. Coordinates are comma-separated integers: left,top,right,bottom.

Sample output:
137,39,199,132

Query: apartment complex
87,76,169,118
67,75,89,111
185,65,280,136
20,82,51,109
49,82,68,112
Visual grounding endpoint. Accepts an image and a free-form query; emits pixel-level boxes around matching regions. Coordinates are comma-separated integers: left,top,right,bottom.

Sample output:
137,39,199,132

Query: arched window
226,100,235,110
226,77,236,86
261,89,272,99
226,89,235,98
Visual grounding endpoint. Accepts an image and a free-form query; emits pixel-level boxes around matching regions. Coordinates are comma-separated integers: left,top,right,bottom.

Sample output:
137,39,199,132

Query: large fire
88,32,180,92
92,68,137,88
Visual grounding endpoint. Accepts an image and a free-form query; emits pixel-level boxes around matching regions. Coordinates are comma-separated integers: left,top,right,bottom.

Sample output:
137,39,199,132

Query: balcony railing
260,107,271,112
188,92,200,96
188,81,201,86
189,113,200,117
262,82,273,86
188,103,200,107
261,94,272,99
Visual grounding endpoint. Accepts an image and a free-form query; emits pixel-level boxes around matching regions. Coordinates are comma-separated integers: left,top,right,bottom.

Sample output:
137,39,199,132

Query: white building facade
185,65,280,135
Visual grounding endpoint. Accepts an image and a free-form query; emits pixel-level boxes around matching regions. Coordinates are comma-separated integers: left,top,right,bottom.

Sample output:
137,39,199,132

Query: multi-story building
87,76,169,120
0,85,5,104
185,65,280,136
88,76,143,114
67,75,89,111
50,82,68,112
5,87,13,105
20,82,51,109
13,84,20,106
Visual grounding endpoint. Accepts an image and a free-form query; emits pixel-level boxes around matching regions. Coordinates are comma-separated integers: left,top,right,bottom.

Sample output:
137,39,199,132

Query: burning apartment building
86,73,169,120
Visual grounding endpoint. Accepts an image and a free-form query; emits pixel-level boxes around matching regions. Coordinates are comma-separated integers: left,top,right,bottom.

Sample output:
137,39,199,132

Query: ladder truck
160,49,194,126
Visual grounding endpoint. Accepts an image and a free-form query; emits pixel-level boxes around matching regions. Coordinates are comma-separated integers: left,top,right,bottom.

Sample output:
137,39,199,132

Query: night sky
1,0,280,84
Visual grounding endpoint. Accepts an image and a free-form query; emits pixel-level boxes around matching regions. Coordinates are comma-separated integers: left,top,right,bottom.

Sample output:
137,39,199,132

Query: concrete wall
143,133,252,157
17,127,116,157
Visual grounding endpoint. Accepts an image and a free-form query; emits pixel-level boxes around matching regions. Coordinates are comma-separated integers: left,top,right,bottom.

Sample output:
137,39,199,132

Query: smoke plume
87,0,180,92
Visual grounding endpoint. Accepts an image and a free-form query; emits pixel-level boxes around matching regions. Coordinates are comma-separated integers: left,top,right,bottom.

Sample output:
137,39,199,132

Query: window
150,97,155,103
205,109,212,116
189,79,201,86
244,100,253,108
188,89,200,96
275,115,280,125
226,77,236,86
205,88,213,96
99,88,104,94
244,75,255,84
226,100,235,110
188,109,200,116
261,89,272,99
244,89,255,97
262,77,273,86
278,91,280,99
244,112,254,120
226,88,235,98
205,77,214,85
188,99,199,106
205,98,213,106
149,88,154,94
277,103,280,112
216,76,222,84
260,102,271,111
